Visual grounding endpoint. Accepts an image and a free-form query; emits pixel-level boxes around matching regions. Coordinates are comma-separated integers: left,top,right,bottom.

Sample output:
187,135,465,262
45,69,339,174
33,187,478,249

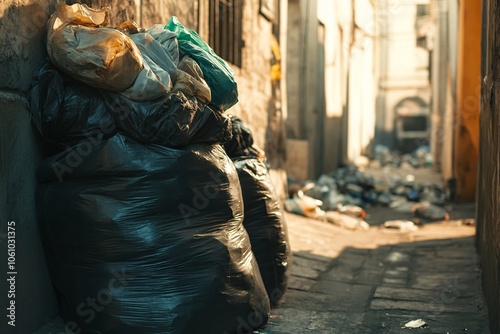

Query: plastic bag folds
29,61,116,147
103,91,229,147
224,115,291,305
36,134,270,334
120,26,179,101
166,16,238,110
46,3,143,91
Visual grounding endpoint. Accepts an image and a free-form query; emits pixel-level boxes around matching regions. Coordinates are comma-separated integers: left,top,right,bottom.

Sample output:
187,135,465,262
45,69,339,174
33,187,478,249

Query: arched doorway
394,97,430,152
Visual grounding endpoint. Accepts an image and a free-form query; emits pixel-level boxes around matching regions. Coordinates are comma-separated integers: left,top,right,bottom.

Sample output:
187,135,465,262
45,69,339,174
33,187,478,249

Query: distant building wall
285,0,376,179
375,0,432,151
347,0,376,161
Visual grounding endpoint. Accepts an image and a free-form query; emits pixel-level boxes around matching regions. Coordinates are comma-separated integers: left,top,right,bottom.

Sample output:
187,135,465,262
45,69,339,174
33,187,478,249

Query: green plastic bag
166,16,238,111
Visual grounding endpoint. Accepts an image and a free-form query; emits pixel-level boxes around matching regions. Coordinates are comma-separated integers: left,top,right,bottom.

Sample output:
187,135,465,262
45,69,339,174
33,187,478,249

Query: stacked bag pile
224,116,291,306
30,3,289,333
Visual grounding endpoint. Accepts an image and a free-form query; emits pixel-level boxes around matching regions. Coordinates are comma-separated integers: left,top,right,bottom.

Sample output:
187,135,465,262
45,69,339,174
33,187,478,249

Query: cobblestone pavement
265,210,490,334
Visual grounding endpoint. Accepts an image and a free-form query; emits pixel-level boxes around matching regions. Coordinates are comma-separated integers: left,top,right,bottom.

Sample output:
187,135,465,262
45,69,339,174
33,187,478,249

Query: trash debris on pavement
460,218,476,226
374,144,432,169
325,211,370,230
403,319,427,328
285,192,326,219
31,7,272,333
389,197,416,213
336,204,366,219
224,116,291,306
285,152,452,228
384,220,419,232
413,201,450,221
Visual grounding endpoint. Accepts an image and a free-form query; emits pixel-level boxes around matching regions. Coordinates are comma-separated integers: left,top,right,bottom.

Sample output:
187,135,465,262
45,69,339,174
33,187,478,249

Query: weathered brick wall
229,0,273,153
477,1,500,333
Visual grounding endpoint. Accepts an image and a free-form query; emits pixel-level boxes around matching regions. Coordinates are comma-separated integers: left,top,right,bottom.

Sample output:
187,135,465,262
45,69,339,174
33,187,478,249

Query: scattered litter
413,201,450,221
461,219,476,226
285,191,325,219
285,149,451,227
384,220,419,232
375,144,432,169
253,329,272,334
403,319,427,328
325,211,369,230
389,197,416,213
337,204,366,219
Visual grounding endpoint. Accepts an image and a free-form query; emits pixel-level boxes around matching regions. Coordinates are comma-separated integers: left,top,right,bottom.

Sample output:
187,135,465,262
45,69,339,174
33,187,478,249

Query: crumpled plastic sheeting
224,115,260,158
120,28,179,101
189,107,233,145
233,158,291,306
36,134,270,334
103,91,226,147
29,62,116,146
225,116,291,306
46,3,143,91
166,16,238,111
172,56,212,105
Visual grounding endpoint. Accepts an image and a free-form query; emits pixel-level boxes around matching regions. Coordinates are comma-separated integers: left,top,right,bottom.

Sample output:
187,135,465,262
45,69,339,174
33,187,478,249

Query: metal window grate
208,0,243,67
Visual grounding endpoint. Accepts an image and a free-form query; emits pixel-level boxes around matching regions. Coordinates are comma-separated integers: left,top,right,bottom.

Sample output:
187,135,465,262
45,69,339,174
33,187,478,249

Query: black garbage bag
29,61,116,147
36,134,270,334
103,91,231,147
224,116,291,306
189,107,233,144
223,115,258,158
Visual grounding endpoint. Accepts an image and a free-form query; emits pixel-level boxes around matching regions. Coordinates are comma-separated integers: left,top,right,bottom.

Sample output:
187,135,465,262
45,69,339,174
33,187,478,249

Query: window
208,0,244,67
416,36,427,48
416,4,429,17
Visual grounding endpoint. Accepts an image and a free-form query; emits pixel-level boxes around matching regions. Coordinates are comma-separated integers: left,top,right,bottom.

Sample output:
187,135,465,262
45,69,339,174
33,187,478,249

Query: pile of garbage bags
374,144,433,169
224,116,291,306
30,4,286,333
286,164,450,229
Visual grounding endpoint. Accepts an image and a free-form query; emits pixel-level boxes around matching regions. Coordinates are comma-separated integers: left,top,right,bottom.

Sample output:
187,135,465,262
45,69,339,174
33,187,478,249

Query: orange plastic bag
46,3,143,91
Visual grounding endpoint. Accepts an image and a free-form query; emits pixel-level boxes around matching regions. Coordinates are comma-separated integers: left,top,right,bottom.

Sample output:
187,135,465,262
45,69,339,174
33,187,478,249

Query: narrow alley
267,209,488,333
1,0,499,333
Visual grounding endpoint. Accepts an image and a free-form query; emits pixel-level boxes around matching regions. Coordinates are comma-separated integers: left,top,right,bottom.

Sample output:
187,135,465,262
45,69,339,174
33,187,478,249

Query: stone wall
0,1,60,332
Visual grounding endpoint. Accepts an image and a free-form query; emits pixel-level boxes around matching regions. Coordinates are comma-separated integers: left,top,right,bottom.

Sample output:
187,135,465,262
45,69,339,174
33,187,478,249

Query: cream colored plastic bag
46,3,143,91
172,56,211,105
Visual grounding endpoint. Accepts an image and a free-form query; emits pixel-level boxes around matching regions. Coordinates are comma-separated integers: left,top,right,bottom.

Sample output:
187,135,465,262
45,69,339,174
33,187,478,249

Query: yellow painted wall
454,0,481,201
